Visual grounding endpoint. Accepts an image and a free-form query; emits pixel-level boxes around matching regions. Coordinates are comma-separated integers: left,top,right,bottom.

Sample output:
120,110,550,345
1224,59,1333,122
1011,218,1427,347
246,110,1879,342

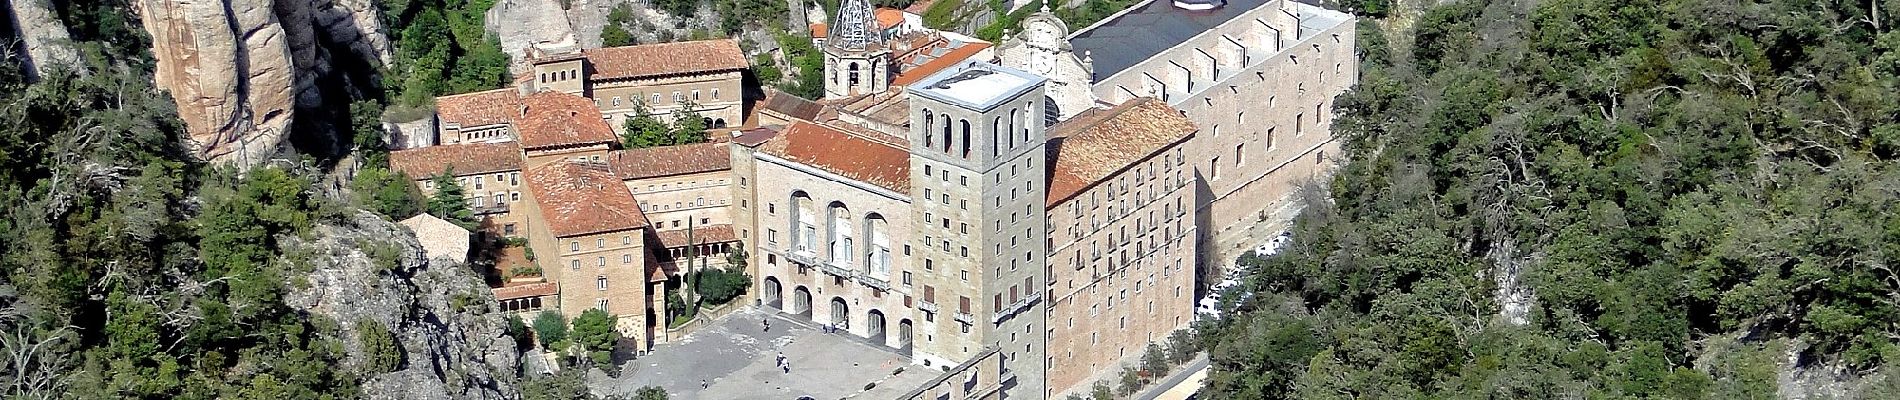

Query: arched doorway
763,276,783,309
792,286,812,319
830,297,849,330
867,310,887,346
897,319,913,351
713,118,728,128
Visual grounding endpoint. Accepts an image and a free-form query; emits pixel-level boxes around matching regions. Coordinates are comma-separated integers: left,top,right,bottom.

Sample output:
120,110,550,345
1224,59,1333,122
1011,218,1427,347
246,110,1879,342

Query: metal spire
829,0,885,51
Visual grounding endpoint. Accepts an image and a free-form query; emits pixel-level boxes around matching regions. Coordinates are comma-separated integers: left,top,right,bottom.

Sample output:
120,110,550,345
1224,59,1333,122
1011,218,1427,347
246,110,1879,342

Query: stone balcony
989,291,1043,325
857,274,892,291
785,248,821,267
818,260,856,278
953,311,975,325
918,301,940,313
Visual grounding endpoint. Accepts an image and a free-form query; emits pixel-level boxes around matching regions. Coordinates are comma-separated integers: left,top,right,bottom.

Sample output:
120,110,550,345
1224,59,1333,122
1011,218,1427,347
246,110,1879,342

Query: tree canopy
1202,0,1900,398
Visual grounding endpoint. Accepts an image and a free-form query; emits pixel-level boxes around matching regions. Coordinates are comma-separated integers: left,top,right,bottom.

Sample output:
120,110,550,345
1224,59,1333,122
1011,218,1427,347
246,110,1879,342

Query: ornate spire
829,0,884,51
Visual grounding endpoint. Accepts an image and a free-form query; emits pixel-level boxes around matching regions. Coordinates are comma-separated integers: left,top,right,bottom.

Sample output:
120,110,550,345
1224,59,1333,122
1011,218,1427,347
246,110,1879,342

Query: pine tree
427,168,475,227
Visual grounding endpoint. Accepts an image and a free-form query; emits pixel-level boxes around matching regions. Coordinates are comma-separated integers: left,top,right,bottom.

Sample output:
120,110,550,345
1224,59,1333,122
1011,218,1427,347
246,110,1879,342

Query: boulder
281,212,522,399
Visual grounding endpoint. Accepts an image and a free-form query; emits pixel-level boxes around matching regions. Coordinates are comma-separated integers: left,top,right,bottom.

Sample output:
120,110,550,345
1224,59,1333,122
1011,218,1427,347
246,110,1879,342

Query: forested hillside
0,1,436,397
1205,0,1900,398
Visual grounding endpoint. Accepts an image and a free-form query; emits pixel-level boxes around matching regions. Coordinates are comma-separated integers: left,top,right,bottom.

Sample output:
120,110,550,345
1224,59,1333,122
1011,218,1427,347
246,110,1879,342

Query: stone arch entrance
792,286,813,319
763,276,783,309
867,309,887,345
897,319,913,351
829,297,849,329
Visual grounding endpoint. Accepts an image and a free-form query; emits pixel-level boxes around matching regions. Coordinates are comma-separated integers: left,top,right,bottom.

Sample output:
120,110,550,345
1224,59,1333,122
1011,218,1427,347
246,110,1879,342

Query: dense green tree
357,318,403,373
621,105,676,149
426,169,476,227
352,167,424,220
693,267,751,305
522,369,594,400
634,386,670,400
1202,0,1900,397
570,308,619,366
532,310,569,348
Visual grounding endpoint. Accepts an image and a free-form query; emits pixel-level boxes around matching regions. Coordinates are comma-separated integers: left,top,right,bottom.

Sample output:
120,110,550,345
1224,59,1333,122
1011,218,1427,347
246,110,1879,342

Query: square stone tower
904,61,1050,398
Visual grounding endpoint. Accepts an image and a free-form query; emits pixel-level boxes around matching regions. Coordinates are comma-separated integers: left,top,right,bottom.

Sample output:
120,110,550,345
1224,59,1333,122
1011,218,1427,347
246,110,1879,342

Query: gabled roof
434,88,522,128
493,282,558,300
607,142,731,181
1045,97,1198,206
759,89,825,121
524,161,650,237
388,142,523,178
891,33,994,86
756,122,911,193
875,8,907,28
581,39,749,81
516,91,617,149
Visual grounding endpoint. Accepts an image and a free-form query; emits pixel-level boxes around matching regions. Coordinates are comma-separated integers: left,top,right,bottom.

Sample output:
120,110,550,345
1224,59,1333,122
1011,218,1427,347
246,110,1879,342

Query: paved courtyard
592,307,939,399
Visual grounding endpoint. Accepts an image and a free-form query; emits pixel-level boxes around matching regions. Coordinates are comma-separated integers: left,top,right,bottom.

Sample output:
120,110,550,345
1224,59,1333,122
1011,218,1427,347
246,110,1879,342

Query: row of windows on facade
648,217,713,230
639,198,724,213
916,104,1038,161
1063,150,1190,242
467,191,521,208
539,69,579,83
568,253,637,270
633,178,729,194
597,88,721,109
1204,102,1329,181
430,172,521,191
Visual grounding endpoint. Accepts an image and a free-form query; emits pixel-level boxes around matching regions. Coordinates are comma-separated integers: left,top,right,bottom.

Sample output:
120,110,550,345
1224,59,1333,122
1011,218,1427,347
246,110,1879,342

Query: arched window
958,119,971,155
865,213,890,277
791,192,817,253
924,112,935,147
991,116,1002,157
1022,102,1035,142
1007,108,1019,149
848,62,862,87
940,114,953,152
828,202,853,266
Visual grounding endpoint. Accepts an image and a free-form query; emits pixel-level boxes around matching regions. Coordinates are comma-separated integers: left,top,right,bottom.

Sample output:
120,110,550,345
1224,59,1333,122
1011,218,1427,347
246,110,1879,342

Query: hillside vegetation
1205,0,1900,398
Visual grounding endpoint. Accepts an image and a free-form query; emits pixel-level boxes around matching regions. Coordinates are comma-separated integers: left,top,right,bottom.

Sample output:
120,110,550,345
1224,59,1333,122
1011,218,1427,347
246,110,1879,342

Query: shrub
357,318,403,374
532,311,568,348
694,267,751,305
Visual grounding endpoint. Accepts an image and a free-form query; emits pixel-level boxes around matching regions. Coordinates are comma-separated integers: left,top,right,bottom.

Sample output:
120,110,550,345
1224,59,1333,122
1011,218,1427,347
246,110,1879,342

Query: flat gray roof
908,61,1046,111
1070,0,1346,80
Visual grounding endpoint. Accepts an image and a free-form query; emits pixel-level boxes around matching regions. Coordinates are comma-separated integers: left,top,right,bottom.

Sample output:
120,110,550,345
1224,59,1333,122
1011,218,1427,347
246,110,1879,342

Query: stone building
522,39,750,130
738,56,1201,397
518,160,661,342
998,0,1357,268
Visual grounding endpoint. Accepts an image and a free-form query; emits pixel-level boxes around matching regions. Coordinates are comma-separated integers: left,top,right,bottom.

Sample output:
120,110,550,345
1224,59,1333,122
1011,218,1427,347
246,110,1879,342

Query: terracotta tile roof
757,121,911,193
759,89,825,121
828,90,912,128
524,161,650,237
876,8,906,28
891,33,993,86
810,23,829,38
655,224,738,248
1045,98,1198,206
516,91,617,149
434,88,522,128
607,142,731,180
493,282,558,300
388,142,523,178
581,39,748,81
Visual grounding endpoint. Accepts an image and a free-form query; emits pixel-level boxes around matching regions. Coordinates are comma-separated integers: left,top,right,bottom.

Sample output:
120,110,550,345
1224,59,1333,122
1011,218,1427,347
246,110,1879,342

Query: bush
532,311,568,348
571,308,620,368
357,318,403,374
505,315,532,350
693,267,751,305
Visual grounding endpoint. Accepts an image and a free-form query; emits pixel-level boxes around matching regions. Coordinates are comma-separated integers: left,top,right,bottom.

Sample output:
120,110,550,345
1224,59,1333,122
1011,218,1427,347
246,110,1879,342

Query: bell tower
824,0,891,99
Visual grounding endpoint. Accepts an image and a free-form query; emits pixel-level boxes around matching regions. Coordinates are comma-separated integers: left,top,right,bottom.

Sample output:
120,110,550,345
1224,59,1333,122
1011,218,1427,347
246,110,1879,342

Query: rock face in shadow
281,212,523,399
4,0,82,80
131,0,391,164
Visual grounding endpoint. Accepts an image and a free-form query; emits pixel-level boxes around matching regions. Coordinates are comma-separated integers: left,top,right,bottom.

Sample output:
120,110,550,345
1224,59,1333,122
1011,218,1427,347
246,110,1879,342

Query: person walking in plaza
763,318,770,332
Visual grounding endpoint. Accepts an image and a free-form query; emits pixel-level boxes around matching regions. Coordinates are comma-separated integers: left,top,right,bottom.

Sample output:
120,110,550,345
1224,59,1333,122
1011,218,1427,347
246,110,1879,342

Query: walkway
590,307,938,399
1137,355,1209,400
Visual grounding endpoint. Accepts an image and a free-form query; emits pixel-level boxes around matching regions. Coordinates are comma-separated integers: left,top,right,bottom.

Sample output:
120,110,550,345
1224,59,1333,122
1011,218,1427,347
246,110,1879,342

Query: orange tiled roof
524,161,650,237
581,39,749,81
733,126,781,147
434,88,522,128
757,121,911,193
810,23,829,38
655,224,738,248
876,8,906,29
388,142,523,179
607,142,731,180
1045,98,1198,206
891,34,993,86
493,282,558,300
904,0,938,14
516,91,617,149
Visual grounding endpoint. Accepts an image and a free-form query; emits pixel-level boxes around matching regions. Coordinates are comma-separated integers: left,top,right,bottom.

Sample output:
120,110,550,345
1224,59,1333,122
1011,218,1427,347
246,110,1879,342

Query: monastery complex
387,0,1354,397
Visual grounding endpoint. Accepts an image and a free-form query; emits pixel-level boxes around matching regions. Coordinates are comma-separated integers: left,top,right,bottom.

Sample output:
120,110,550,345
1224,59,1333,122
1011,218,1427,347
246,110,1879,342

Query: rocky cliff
4,0,82,80
282,212,523,399
131,0,391,164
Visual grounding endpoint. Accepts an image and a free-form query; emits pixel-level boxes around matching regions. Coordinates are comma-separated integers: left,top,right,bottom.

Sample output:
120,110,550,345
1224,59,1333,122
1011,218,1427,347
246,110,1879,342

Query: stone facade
523,39,750,133
999,0,1356,269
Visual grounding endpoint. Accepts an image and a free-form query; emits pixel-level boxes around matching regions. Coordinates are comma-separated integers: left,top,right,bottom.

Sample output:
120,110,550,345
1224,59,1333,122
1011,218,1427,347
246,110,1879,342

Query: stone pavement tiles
592,307,937,399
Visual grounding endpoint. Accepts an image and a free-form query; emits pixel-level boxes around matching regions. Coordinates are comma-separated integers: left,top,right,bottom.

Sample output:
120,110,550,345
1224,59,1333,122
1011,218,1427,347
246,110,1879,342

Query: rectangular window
1235,144,1245,165
768,229,778,244
1210,157,1221,179
959,296,971,314
597,276,608,290
903,271,912,286
504,223,516,235
1296,113,1304,135
692,90,701,100
612,97,621,106
597,299,609,311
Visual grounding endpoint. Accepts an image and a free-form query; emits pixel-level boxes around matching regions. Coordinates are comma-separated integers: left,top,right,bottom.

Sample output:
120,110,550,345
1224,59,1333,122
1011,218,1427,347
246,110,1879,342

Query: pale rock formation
282,212,523,399
133,0,392,164
486,0,578,67
5,0,82,80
